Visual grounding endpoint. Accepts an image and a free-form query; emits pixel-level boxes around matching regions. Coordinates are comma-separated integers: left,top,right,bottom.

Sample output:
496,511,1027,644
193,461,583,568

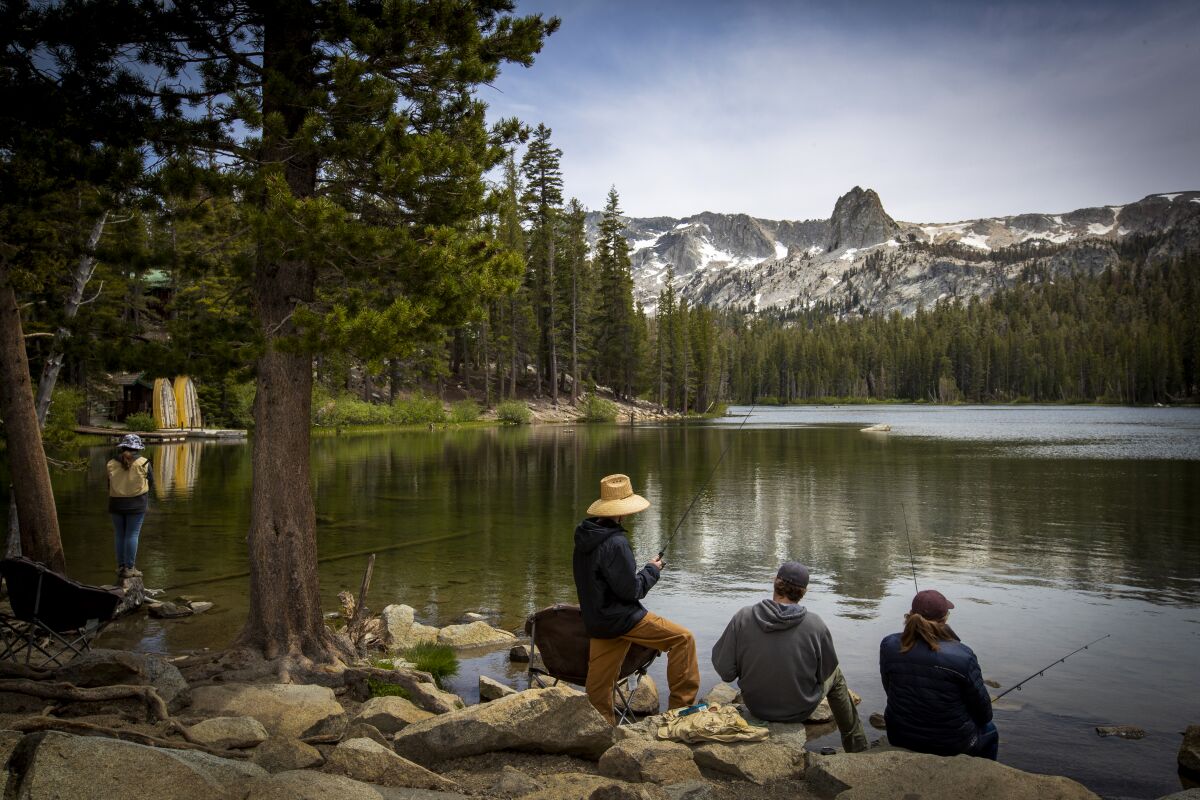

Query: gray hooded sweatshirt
711,599,839,723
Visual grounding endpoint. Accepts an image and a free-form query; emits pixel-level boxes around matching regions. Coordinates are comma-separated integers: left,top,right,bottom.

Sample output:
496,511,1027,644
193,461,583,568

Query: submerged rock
479,675,517,702
1181,725,1200,772
1096,724,1146,739
438,621,517,649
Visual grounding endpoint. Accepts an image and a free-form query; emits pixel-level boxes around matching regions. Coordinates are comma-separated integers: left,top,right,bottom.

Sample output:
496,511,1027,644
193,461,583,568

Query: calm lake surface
5,405,1200,799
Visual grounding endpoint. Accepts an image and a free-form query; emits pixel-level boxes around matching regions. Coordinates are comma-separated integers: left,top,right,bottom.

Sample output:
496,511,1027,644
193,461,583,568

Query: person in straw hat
573,473,700,724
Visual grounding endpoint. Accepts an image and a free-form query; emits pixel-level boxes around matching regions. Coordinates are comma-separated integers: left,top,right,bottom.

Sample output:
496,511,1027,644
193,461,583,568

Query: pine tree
592,187,638,398
520,124,564,402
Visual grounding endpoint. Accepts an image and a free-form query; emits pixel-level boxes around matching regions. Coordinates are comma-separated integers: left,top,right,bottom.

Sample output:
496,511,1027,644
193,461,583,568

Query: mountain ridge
586,188,1200,316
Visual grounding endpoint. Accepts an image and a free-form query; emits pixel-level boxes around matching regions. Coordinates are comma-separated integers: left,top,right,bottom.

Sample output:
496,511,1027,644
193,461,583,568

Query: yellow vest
108,457,150,498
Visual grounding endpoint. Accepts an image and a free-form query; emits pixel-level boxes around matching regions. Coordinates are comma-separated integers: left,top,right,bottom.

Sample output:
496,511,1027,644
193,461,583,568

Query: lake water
4,405,1200,799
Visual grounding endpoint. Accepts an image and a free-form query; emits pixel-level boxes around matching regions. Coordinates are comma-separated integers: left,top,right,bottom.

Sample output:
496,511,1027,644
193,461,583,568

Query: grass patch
124,411,157,431
392,393,446,425
367,679,412,699
449,399,481,423
496,400,531,425
579,394,618,422
403,642,459,685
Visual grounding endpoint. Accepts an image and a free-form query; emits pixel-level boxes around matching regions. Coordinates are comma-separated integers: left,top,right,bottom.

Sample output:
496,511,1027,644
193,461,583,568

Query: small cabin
113,373,155,421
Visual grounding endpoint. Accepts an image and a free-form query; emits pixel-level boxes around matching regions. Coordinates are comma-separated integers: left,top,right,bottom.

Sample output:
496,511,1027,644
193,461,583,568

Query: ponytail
899,611,954,653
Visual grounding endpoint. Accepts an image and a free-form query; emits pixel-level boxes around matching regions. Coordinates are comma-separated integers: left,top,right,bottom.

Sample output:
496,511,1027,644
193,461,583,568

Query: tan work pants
585,611,700,725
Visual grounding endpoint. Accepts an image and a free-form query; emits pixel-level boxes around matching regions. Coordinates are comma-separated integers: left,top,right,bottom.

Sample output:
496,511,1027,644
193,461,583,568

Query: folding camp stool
0,557,121,667
524,603,660,725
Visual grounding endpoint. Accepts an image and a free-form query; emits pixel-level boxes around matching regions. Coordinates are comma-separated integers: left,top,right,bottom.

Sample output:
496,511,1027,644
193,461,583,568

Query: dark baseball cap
776,561,810,587
911,589,954,620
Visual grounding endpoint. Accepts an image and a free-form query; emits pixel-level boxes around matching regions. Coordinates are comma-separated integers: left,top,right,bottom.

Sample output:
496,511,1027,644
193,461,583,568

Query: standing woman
106,434,154,579
879,589,998,759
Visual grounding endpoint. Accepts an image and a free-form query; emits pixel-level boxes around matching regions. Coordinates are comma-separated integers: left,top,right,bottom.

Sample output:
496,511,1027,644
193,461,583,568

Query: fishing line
993,634,1111,701
657,401,758,560
900,502,919,593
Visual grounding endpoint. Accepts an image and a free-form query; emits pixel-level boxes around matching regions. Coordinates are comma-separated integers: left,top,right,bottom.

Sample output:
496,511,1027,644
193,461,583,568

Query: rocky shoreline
2,600,1195,800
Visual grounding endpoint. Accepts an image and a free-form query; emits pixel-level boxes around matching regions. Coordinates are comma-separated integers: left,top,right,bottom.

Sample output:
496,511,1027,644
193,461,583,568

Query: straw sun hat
587,474,650,517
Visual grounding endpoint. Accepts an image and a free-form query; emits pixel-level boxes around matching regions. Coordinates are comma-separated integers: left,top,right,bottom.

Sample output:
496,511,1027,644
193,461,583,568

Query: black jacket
572,517,660,638
879,631,993,755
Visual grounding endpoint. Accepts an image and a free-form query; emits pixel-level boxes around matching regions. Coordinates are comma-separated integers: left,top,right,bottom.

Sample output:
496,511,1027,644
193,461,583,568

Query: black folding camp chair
524,603,660,725
0,557,121,667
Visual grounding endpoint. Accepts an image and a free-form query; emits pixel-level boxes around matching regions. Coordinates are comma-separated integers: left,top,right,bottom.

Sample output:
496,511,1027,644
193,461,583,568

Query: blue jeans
967,721,1000,760
111,512,145,568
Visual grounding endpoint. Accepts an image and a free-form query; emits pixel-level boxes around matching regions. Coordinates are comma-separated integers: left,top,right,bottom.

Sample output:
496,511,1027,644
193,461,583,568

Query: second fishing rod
657,401,758,561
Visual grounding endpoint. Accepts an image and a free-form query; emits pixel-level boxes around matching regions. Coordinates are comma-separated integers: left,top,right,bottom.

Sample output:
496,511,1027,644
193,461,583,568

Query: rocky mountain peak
828,186,899,251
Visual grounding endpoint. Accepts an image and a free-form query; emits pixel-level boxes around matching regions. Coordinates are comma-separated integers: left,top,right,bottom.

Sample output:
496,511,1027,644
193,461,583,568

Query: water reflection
2,407,1198,798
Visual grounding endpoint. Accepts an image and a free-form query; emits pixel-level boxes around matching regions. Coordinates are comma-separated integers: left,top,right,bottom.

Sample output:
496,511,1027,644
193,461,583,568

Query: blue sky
483,0,1200,222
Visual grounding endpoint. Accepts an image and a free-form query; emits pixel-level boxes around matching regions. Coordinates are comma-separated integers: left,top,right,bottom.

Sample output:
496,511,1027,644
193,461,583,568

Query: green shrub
449,399,481,423
368,679,412,699
228,381,256,429
579,394,618,423
403,642,459,685
44,386,86,447
496,399,531,425
393,393,446,425
124,411,157,432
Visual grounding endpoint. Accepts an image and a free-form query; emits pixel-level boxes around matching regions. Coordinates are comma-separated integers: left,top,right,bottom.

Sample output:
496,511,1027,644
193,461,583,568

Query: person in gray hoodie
711,561,868,752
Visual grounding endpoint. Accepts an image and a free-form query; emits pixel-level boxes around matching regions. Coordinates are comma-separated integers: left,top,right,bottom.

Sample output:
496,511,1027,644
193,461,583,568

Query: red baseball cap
911,589,955,620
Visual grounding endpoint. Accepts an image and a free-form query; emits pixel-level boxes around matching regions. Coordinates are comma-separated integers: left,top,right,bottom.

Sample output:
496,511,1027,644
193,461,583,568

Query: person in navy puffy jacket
879,589,998,760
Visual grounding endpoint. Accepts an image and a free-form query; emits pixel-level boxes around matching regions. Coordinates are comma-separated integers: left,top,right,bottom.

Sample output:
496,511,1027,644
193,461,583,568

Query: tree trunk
548,234,558,405
7,210,107,558
570,256,579,405
509,296,518,399
482,315,491,408
0,279,66,572
236,11,337,662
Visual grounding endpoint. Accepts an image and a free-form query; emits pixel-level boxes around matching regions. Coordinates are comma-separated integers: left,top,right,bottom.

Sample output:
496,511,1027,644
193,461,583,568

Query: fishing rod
899,503,919,594
993,634,1112,701
657,401,758,560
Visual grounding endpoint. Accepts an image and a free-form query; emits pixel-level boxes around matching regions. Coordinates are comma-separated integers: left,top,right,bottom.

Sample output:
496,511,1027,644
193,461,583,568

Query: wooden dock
74,426,247,442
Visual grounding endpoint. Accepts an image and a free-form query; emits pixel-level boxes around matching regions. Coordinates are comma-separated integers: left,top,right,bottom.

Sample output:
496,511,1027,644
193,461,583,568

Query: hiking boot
126,566,143,578
117,566,130,579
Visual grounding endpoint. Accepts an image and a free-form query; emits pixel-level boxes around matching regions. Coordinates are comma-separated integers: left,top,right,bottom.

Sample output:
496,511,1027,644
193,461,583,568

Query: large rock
1181,725,1200,772
598,738,702,785
479,675,518,702
827,186,900,251
343,721,392,748
186,715,269,749
0,729,24,766
250,736,324,773
6,730,267,799
356,696,437,733
381,604,440,651
806,749,1100,800
188,683,344,739
51,648,190,712
490,765,543,796
243,769,466,800
393,685,613,763
509,644,532,663
437,621,517,649
520,772,650,800
627,675,659,716
408,683,466,715
702,683,738,706
691,740,803,784
325,737,460,791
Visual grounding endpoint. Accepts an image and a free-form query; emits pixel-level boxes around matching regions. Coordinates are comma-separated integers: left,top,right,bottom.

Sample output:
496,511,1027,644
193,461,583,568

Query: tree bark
0,278,66,572
236,10,336,663
548,233,558,404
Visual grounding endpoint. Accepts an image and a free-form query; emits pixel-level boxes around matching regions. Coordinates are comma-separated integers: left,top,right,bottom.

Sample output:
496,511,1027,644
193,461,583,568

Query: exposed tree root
0,680,169,722
9,716,249,759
